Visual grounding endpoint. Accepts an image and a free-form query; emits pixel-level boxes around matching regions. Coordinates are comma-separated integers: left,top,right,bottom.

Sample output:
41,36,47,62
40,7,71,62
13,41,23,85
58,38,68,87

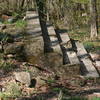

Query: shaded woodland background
0,0,100,38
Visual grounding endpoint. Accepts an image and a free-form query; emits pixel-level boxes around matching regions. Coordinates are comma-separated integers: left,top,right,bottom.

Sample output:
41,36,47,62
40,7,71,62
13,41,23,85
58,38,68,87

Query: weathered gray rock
14,72,31,86
6,54,14,58
96,61,100,67
24,37,44,56
89,53,100,61
7,17,14,23
45,52,63,67
28,67,40,78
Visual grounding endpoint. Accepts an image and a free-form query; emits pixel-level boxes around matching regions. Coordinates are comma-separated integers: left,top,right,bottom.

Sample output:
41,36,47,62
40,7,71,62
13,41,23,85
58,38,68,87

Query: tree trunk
90,0,98,39
36,0,53,53
20,0,25,10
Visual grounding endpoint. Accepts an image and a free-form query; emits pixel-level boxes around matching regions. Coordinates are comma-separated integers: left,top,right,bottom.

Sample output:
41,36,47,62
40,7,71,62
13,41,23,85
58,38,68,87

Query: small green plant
83,42,94,52
0,59,15,72
47,79,56,84
15,20,27,28
52,87,61,92
12,12,19,17
52,87,68,94
0,33,14,44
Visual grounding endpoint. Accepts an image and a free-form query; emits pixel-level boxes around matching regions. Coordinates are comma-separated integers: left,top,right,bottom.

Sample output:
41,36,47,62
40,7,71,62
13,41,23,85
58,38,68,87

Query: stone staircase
25,11,99,78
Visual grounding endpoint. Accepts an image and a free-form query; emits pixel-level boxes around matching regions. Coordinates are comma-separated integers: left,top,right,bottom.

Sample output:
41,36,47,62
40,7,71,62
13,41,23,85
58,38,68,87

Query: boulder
24,36,44,56
14,72,31,86
45,52,63,67
24,36,45,65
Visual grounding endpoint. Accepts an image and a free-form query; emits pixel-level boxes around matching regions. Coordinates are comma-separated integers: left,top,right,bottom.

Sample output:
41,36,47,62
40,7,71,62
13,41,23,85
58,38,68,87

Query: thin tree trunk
36,0,53,53
21,0,25,7
90,0,98,39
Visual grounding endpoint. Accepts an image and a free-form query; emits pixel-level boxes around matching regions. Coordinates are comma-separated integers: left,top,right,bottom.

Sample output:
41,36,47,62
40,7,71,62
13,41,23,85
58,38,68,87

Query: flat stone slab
26,27,41,34
59,33,70,45
66,51,80,65
75,42,87,57
26,11,39,19
95,61,100,73
26,11,42,36
75,41,99,77
14,72,31,86
47,25,56,36
50,36,61,53
96,61,100,67
47,23,62,54
56,30,79,65
89,53,100,61
27,20,40,25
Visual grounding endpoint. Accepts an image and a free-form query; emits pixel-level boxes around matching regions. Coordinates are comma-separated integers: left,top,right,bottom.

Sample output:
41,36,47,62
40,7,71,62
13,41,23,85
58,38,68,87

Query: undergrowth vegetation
0,82,21,99
15,20,27,28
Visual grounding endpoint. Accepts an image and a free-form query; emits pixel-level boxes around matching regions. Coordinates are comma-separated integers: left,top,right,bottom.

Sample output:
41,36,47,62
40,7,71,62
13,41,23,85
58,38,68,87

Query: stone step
47,24,56,36
27,19,40,25
26,11,42,36
50,36,62,53
66,51,80,65
75,41,99,77
55,30,80,65
47,24,62,54
26,11,39,19
26,24,40,29
56,30,70,45
26,27,42,36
